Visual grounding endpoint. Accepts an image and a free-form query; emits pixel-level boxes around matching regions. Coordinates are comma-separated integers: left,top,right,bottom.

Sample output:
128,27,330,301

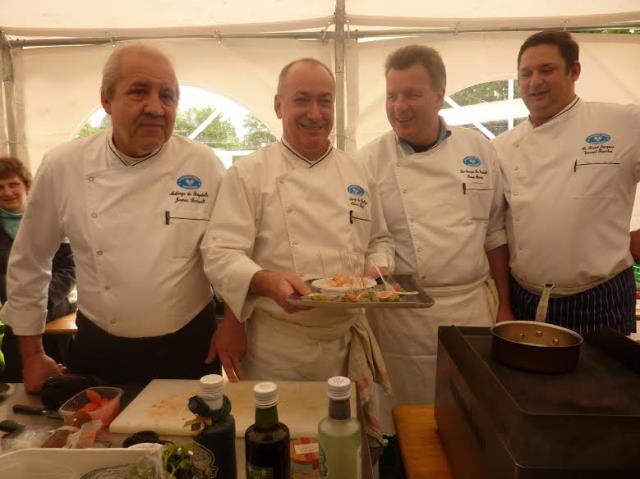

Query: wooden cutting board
110,379,355,438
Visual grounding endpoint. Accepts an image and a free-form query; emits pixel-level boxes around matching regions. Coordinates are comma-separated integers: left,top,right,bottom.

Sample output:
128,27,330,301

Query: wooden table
393,405,453,479
44,312,77,335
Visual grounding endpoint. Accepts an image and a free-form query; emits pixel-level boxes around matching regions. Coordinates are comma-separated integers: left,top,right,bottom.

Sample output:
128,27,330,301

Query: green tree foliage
242,114,276,148
173,106,240,149
449,80,520,107
75,115,111,139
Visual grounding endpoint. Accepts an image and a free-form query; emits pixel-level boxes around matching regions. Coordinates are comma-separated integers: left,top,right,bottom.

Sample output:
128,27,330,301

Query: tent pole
1,32,18,158
334,0,346,150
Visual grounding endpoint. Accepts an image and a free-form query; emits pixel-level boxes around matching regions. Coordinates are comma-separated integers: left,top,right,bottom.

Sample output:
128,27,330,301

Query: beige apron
369,276,496,434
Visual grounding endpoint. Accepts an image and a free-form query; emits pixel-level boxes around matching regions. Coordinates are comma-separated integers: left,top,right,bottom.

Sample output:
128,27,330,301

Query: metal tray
286,274,434,309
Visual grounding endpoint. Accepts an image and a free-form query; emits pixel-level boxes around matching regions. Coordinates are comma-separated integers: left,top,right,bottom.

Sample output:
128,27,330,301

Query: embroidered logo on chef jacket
177,175,202,189
460,156,488,181
582,132,615,156
170,175,208,205
347,184,368,208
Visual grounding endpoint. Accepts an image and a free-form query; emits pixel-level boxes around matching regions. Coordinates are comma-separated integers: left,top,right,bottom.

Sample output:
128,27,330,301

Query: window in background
74,86,276,168
441,80,528,139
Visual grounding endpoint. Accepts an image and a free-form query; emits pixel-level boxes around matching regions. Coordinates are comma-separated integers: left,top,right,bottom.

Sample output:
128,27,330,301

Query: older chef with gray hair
0,43,225,391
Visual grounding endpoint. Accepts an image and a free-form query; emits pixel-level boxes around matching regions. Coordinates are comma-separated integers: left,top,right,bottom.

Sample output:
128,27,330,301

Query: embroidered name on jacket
582,132,615,155
347,184,368,208
170,175,208,204
460,156,488,181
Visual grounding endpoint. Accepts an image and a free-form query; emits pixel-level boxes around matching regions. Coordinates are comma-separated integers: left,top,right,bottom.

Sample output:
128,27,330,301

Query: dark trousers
510,268,636,336
69,302,221,384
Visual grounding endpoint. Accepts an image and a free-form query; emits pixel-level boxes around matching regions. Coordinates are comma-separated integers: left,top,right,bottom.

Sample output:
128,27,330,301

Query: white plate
311,276,376,292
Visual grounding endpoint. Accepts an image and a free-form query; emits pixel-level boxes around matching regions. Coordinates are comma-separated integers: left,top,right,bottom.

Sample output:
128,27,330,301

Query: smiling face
274,61,334,160
518,44,580,126
385,64,443,146
101,50,178,157
0,175,28,213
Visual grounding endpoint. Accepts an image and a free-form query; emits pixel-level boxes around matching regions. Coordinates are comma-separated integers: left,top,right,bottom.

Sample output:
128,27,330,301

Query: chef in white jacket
0,43,225,391
202,59,394,392
493,31,640,335
358,45,514,433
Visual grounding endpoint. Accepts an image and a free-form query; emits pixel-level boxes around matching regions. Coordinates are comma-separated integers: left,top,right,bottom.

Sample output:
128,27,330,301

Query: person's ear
274,94,283,119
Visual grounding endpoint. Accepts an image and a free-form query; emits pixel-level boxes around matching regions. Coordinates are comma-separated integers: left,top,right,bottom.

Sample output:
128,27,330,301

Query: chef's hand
365,265,389,279
495,302,516,324
206,307,247,382
19,336,67,392
249,270,312,314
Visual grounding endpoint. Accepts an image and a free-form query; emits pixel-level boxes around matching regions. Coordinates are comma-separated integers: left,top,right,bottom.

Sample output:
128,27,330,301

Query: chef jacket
0,131,225,337
357,122,506,431
202,140,394,327
493,98,640,292
358,123,506,285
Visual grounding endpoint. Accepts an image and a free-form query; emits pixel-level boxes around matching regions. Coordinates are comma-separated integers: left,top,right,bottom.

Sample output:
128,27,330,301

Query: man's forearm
487,244,511,304
18,335,46,362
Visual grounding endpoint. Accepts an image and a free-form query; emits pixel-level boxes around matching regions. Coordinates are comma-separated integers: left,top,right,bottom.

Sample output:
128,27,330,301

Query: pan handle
534,283,555,323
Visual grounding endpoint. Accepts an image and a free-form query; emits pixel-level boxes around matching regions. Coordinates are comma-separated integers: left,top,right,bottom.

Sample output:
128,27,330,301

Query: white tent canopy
1,1,639,169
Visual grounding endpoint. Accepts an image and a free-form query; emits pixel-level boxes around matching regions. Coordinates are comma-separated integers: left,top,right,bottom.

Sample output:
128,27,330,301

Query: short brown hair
0,157,32,189
277,58,335,95
518,31,579,72
385,45,446,95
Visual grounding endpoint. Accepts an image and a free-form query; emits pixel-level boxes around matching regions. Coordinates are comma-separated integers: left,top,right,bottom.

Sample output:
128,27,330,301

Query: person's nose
144,94,165,116
393,96,409,116
307,100,322,121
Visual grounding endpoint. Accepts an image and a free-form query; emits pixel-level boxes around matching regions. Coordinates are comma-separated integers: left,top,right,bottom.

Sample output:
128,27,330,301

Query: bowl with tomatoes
58,386,123,429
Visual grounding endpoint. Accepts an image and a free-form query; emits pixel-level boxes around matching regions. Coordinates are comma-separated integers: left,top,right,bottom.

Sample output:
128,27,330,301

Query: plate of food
311,275,376,292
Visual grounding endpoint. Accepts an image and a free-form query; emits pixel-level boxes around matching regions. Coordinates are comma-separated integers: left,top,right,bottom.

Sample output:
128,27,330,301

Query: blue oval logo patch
177,175,202,190
347,184,365,196
585,133,610,145
463,156,482,167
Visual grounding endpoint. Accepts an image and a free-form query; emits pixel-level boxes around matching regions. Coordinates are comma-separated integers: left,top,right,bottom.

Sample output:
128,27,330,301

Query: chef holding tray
201,59,394,441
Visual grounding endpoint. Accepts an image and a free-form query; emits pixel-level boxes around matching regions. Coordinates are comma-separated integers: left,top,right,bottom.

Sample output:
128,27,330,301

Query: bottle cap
327,376,351,400
253,382,278,408
200,374,224,399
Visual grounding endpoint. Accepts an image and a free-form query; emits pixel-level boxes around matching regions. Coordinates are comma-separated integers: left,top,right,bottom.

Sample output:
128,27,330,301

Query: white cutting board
110,379,355,438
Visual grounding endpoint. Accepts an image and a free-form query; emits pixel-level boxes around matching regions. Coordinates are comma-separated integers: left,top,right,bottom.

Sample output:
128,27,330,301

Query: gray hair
385,45,446,95
100,43,179,101
277,58,335,95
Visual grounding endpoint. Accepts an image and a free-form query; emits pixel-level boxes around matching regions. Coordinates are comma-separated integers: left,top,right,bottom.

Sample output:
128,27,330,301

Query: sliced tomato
82,402,99,412
86,389,103,405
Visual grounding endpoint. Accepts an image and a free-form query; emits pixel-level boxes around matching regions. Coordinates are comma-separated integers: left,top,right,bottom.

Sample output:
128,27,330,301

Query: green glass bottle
188,374,237,479
244,382,290,479
318,376,362,479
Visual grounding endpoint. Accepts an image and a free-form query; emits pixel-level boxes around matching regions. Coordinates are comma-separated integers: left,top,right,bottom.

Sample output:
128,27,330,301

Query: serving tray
286,274,434,309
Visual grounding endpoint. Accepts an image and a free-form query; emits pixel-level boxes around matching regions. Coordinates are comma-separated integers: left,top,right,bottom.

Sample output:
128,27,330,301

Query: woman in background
0,156,76,382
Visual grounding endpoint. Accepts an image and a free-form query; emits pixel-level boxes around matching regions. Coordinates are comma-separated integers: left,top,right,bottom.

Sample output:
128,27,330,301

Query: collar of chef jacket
396,116,452,156
527,95,581,128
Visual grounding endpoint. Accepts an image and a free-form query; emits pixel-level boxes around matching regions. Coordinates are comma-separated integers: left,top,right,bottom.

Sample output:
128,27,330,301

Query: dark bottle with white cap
188,374,237,478
318,376,362,478
244,381,290,479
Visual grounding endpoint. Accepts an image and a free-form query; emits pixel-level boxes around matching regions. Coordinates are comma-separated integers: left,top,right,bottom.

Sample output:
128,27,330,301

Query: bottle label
191,441,219,478
319,444,362,479
247,464,274,479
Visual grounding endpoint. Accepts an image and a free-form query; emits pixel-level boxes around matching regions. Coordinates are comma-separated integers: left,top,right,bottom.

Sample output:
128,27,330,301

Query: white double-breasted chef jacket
0,131,225,338
358,124,507,432
493,98,640,293
202,141,394,380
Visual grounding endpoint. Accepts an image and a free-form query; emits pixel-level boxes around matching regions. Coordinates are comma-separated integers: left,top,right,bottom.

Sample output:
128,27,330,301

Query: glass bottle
244,382,290,479
318,376,362,479
188,374,237,479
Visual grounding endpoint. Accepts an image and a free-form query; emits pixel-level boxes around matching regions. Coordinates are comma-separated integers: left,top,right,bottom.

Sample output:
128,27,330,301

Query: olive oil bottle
188,374,237,478
244,382,290,479
318,376,362,478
